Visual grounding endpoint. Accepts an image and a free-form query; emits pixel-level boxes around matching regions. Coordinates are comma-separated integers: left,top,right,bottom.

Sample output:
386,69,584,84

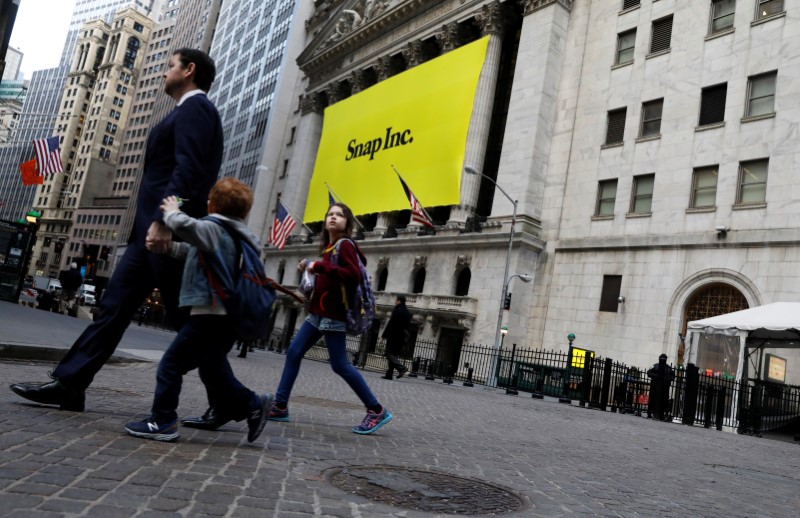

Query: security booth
0,219,35,302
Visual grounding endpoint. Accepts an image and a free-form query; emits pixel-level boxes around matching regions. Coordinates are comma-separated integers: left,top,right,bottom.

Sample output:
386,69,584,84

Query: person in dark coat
10,48,224,412
59,262,83,309
647,353,675,420
382,295,411,380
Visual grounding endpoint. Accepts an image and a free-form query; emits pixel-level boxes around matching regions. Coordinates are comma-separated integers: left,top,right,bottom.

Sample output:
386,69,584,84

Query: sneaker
352,408,394,435
267,404,290,422
125,418,180,442
247,393,273,443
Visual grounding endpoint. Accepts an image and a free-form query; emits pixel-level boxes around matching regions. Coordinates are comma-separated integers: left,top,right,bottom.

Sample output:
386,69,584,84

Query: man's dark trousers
52,240,187,390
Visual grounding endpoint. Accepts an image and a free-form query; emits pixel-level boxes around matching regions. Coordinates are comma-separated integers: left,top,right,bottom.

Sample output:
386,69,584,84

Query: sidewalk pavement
1,312,799,516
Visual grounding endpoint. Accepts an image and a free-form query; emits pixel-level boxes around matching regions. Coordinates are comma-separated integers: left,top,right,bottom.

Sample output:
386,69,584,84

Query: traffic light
100,245,111,261
503,292,512,310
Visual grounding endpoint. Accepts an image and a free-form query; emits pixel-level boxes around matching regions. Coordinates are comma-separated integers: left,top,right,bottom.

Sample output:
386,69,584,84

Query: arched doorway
680,283,748,364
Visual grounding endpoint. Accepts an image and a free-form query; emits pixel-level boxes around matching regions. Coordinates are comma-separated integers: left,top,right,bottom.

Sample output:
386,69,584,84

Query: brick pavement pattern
1,349,799,517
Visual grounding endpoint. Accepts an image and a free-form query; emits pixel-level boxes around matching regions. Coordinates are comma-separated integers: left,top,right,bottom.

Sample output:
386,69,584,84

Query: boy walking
125,178,272,442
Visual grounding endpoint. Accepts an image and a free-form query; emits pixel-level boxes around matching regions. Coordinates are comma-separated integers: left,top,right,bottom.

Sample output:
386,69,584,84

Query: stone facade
258,0,800,373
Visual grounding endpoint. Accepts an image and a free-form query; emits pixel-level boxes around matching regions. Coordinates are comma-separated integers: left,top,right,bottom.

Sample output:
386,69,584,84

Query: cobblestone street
2,344,799,517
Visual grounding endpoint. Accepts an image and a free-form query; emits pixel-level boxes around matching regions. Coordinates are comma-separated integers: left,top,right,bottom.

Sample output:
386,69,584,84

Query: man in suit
10,48,224,411
382,295,412,380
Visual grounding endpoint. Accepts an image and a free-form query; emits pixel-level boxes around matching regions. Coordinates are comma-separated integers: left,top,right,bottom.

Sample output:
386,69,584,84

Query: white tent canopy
686,302,800,382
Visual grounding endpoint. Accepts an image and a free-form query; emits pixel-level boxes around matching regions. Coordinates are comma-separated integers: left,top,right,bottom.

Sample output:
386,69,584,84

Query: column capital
350,69,367,94
401,40,425,68
436,22,461,53
300,93,324,115
374,55,393,81
325,82,347,104
476,1,510,37
522,0,573,17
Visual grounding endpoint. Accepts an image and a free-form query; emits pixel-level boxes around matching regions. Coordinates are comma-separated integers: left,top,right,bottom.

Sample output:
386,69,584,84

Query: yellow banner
303,37,489,221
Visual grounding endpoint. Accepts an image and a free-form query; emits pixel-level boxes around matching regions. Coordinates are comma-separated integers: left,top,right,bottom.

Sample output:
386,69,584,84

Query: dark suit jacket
131,93,223,244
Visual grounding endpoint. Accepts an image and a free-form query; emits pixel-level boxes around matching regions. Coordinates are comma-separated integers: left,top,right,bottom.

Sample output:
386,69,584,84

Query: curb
0,342,149,364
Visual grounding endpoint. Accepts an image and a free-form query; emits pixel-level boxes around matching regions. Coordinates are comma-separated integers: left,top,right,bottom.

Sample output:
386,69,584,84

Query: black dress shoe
397,367,407,379
10,380,85,412
181,407,231,430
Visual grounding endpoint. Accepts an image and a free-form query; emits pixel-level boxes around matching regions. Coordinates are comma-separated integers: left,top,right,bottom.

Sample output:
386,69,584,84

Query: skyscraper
0,0,155,223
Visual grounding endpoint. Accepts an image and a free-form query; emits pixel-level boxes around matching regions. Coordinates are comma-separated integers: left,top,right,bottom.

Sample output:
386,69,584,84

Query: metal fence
288,334,800,437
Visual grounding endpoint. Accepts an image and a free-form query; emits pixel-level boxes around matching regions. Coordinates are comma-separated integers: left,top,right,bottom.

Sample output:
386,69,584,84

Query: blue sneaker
267,404,290,422
125,418,179,442
352,408,393,435
247,393,273,443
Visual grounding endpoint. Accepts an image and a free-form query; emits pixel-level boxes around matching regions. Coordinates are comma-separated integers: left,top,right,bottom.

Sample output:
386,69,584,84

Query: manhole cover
326,465,525,515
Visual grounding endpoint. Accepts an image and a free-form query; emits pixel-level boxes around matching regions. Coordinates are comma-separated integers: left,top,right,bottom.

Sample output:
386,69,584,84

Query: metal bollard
408,357,420,378
443,363,453,384
463,367,474,387
425,359,436,381
506,370,519,396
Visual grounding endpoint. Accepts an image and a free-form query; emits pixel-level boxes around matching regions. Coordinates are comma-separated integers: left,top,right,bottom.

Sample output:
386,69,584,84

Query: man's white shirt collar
177,89,205,106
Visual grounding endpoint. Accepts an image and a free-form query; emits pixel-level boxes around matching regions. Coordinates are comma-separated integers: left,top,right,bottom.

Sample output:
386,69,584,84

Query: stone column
493,0,572,223
448,1,508,225
280,93,325,239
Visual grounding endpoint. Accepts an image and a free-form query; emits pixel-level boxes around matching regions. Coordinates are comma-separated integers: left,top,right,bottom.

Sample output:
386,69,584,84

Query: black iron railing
278,332,800,437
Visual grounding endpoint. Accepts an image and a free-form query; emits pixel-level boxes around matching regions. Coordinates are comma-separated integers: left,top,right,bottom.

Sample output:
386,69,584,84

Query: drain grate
326,465,525,515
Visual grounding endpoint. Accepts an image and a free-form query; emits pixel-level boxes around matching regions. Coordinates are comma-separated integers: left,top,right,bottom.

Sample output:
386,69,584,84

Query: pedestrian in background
647,353,675,421
125,179,271,443
268,203,393,435
10,48,224,412
382,295,411,380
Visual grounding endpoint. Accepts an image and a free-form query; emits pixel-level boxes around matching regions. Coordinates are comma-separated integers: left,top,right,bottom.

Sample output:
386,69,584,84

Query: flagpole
324,182,365,230
391,164,436,225
279,201,315,235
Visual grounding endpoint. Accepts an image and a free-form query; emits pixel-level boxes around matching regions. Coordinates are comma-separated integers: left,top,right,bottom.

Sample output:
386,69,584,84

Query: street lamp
465,165,533,387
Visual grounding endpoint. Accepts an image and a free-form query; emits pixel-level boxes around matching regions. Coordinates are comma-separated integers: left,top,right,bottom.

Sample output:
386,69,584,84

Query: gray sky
10,0,76,79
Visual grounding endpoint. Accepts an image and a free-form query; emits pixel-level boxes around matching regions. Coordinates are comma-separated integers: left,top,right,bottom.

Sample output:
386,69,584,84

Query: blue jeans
275,317,378,409
152,315,256,423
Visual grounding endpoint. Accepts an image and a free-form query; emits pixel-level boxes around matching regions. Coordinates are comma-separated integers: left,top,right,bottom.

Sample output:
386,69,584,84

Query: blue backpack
332,238,374,335
199,216,276,340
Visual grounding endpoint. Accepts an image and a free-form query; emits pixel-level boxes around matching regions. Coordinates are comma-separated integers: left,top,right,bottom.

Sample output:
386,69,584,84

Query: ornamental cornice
299,0,434,81
522,0,572,16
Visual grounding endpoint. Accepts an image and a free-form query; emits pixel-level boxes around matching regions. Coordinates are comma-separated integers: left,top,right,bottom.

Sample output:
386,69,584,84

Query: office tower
0,0,154,223
27,7,154,281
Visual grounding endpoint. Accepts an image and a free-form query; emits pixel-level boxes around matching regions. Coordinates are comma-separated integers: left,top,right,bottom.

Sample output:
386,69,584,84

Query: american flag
395,171,434,227
32,136,63,174
270,201,296,250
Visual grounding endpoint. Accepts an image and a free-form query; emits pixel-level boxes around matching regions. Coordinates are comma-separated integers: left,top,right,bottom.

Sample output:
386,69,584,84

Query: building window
691,166,718,208
640,99,663,137
377,268,388,291
746,72,777,118
710,0,735,34
630,174,654,214
755,0,784,20
699,83,727,126
605,108,627,145
599,275,622,312
649,15,673,54
737,159,768,205
616,29,636,65
412,268,426,294
595,179,618,216
454,268,471,296
622,0,640,9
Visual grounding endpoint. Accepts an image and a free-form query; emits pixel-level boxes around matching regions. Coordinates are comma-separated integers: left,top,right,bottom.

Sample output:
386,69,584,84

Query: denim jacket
164,211,262,311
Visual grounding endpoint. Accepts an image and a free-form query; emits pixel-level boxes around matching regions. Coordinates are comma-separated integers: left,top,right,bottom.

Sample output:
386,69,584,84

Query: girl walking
269,203,393,434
